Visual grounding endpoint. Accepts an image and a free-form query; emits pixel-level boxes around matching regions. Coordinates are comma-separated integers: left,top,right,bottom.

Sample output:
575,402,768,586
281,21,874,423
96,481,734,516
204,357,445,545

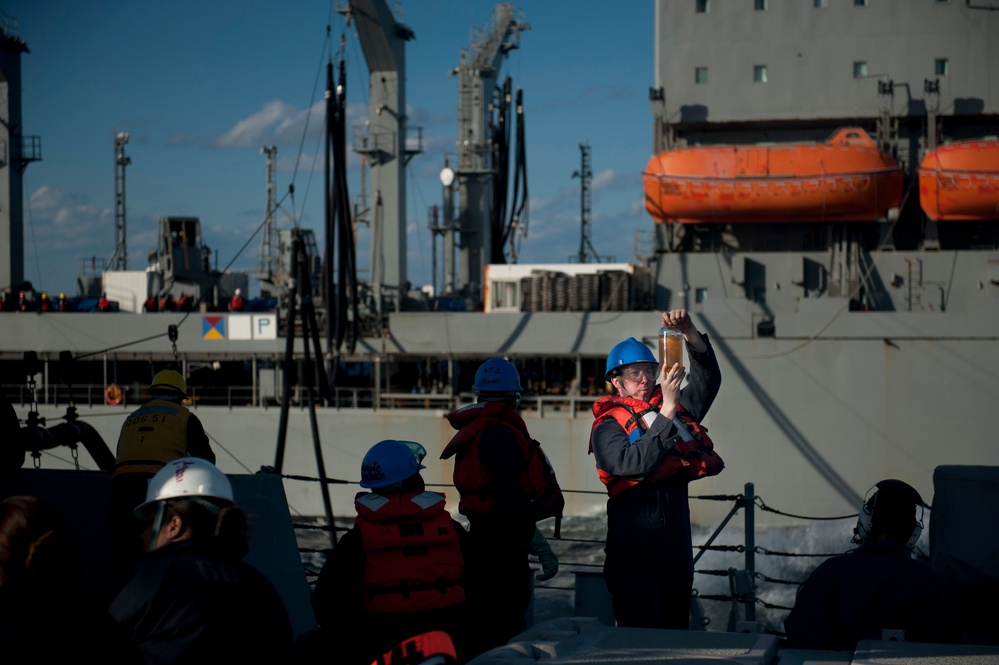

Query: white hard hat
134,457,234,520
234,288,241,296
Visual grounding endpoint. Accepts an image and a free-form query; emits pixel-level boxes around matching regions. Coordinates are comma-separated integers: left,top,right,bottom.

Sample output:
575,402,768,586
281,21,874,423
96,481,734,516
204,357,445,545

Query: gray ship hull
10,246,999,528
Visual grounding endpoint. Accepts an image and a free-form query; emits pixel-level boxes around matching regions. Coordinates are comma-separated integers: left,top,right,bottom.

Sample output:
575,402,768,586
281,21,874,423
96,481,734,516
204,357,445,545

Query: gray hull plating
11,246,999,527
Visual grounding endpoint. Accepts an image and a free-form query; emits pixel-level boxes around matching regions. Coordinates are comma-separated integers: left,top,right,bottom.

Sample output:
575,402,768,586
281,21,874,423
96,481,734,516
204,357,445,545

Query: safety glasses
620,364,658,382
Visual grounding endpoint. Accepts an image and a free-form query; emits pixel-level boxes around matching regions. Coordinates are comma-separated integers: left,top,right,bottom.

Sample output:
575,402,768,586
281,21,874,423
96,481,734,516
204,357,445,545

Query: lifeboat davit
919,138,999,221
643,127,904,224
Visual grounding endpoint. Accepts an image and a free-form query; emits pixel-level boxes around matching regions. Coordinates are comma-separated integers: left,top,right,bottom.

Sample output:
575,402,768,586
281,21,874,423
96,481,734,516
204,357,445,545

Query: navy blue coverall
590,333,721,629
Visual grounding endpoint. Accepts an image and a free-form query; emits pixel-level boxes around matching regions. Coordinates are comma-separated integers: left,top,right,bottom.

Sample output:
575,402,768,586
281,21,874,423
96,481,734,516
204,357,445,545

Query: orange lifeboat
919,138,999,221
643,127,904,224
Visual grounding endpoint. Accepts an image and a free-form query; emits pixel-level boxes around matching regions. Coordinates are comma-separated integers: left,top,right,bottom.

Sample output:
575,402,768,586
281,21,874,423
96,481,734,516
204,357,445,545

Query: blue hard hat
604,337,657,380
473,357,523,393
360,439,426,489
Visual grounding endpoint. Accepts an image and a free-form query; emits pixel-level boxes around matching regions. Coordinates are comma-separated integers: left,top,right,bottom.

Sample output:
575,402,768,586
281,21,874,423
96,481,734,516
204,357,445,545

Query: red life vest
589,388,724,497
355,490,465,614
441,402,565,532
371,630,458,665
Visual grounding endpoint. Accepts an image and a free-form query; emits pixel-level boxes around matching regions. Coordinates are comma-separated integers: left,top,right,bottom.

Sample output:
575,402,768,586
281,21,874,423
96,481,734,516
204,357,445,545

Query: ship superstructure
2,0,999,533
5,3,999,659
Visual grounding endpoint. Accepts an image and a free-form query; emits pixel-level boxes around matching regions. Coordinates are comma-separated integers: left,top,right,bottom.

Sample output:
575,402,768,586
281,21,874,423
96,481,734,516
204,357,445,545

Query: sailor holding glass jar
589,309,724,629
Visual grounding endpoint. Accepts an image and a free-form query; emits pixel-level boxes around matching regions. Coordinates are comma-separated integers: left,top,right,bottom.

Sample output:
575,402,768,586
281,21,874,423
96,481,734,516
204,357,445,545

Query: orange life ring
105,384,123,405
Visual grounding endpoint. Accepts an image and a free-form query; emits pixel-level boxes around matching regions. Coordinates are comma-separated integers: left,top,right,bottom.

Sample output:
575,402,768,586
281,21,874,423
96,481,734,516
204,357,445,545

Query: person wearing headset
441,357,564,656
784,479,959,651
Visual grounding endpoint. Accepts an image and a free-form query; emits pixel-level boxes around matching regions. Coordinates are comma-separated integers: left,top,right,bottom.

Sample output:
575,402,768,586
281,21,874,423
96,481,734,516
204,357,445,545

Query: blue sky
5,1,655,298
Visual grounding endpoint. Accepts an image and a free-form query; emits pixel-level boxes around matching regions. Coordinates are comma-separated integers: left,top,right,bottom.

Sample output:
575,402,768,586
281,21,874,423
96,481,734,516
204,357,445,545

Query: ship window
696,0,709,13
814,0,828,7
935,58,949,76
854,0,869,6
754,0,768,9
695,67,709,84
754,65,768,83
750,287,766,305
490,281,520,312
695,288,709,303
853,61,868,78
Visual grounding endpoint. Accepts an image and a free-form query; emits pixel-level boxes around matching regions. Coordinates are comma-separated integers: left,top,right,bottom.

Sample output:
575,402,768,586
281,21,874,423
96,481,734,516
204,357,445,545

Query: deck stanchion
744,482,756,622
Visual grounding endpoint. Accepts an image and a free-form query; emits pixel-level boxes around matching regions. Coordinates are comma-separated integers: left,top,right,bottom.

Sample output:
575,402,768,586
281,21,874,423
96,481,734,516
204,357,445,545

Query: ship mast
572,142,599,263
257,145,278,282
109,132,130,271
0,18,38,292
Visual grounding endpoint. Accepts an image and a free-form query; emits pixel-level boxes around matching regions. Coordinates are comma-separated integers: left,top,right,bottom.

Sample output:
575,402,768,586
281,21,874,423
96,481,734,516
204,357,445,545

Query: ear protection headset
852,479,925,549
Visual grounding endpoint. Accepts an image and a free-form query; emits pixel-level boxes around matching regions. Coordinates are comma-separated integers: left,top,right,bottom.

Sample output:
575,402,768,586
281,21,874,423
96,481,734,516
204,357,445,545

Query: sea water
295,513,907,637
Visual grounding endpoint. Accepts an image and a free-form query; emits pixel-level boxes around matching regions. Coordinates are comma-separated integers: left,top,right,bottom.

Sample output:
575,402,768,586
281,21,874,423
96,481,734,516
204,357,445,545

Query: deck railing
4,382,603,417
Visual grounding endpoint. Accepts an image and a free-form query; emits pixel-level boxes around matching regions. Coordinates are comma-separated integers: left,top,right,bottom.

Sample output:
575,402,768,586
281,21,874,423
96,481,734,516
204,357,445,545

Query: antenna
571,142,599,263
258,145,278,279
109,132,130,271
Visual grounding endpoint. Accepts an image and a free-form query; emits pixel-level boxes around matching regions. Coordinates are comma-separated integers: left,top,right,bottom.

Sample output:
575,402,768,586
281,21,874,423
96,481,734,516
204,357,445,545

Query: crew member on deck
228,288,246,312
590,310,723,630
107,370,215,596
302,440,471,665
110,458,292,663
441,358,564,655
784,479,959,650
0,496,142,663
176,291,193,312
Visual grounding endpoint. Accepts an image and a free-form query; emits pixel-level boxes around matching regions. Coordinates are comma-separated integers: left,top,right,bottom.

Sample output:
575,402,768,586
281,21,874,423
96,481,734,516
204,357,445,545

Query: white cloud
28,186,108,248
215,99,309,149
592,169,642,193
216,99,375,153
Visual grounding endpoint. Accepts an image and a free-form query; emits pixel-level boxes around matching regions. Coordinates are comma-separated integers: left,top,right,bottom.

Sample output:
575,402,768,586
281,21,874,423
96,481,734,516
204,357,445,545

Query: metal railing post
744,482,756,622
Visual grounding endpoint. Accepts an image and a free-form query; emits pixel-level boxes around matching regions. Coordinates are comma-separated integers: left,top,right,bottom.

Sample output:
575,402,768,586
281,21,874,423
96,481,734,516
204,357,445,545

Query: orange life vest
441,402,564,530
589,388,724,497
355,491,465,614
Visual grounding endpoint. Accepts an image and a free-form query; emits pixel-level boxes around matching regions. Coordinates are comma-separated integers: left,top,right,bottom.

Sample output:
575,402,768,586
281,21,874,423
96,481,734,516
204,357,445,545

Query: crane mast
454,3,528,309
347,0,420,316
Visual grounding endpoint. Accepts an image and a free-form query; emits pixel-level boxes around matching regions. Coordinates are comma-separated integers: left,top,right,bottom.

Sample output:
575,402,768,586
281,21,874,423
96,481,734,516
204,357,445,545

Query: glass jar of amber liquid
658,326,684,372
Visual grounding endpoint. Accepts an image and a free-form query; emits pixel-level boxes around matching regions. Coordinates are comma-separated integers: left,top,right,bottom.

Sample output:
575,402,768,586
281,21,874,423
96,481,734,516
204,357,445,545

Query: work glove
529,527,559,581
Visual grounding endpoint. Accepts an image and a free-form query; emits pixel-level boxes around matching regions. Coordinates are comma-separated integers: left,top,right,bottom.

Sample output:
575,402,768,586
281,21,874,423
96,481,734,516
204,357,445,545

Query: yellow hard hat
59,293,66,299
41,292,49,299
150,369,187,396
